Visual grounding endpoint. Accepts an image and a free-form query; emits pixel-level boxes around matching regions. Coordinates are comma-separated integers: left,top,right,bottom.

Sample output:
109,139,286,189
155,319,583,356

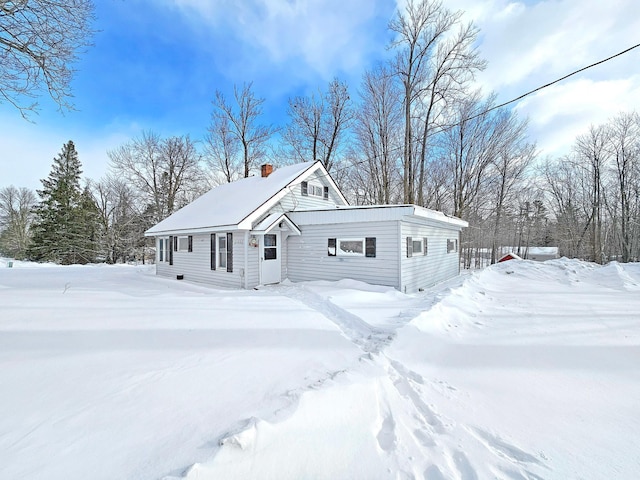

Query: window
328,238,336,256
264,234,277,260
365,237,376,258
158,237,169,262
407,237,429,257
210,233,233,272
177,236,193,252
339,239,364,256
218,235,227,269
328,238,376,257
447,238,458,253
412,238,423,255
301,181,327,199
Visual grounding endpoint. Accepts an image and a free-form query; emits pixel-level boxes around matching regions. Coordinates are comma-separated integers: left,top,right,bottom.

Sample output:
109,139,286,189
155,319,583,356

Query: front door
260,232,281,285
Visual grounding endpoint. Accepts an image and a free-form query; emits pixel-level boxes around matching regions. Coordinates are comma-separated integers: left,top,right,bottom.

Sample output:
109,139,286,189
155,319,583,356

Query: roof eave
144,224,244,237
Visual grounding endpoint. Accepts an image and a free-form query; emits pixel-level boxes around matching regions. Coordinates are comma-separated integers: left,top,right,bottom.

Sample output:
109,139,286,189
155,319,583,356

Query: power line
465,42,640,122
301,42,640,179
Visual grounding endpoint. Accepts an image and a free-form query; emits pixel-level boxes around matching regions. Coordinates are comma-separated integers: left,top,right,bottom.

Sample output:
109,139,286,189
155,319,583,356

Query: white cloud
167,0,390,82
444,0,640,156
516,76,640,156
0,114,137,191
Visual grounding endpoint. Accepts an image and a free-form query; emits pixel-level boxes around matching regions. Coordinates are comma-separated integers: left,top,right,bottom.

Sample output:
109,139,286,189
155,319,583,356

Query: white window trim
337,238,365,257
158,237,169,263
217,233,227,269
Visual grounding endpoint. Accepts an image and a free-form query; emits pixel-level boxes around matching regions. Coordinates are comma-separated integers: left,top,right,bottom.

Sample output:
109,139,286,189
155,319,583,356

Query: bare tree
212,83,274,178
541,155,591,259
0,0,95,117
575,125,608,263
352,65,402,204
486,112,536,263
284,89,324,164
322,79,353,172
0,185,35,258
283,78,353,172
607,112,640,262
442,93,501,219
108,132,202,223
90,176,147,263
415,21,486,205
204,107,241,184
389,0,483,203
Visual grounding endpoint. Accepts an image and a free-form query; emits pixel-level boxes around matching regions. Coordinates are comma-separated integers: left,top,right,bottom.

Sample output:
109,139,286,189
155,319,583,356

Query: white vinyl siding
400,222,460,293
286,221,399,288
278,171,345,212
156,233,245,289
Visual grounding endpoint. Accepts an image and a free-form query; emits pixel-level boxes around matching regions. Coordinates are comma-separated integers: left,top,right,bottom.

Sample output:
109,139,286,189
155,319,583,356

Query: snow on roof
501,246,559,256
289,204,468,228
498,252,523,261
146,161,316,235
252,213,301,235
527,247,559,255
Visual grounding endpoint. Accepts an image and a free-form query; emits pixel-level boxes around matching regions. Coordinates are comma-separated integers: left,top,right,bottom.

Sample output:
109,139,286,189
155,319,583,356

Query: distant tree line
1,0,639,266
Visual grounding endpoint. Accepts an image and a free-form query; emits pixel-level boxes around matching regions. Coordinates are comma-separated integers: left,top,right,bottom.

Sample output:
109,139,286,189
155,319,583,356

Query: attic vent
261,164,273,177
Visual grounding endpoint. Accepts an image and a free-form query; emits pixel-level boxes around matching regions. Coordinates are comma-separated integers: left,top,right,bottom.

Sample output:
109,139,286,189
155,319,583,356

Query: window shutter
188,235,193,252
365,237,376,258
226,232,233,272
210,234,216,270
423,237,428,256
169,236,174,265
328,238,336,256
406,237,412,258
301,181,308,196
173,236,178,251
323,186,329,200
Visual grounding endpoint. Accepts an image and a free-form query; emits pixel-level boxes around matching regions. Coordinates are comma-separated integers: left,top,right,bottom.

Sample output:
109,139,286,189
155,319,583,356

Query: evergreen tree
28,141,99,264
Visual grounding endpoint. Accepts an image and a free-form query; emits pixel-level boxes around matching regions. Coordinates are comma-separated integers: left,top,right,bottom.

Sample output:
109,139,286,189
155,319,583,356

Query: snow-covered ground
1,258,638,479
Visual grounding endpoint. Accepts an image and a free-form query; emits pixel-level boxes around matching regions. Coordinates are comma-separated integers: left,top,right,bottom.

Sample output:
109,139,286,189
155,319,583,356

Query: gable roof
145,161,345,236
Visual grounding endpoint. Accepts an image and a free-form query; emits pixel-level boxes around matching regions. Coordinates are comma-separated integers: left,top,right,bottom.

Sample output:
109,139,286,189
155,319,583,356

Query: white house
145,161,467,293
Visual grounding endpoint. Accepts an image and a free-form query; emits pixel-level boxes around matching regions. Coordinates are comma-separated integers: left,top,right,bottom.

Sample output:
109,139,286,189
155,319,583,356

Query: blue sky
2,0,639,191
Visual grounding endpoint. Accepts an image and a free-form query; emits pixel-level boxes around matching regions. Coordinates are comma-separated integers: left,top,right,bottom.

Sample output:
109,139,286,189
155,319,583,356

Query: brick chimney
261,164,273,177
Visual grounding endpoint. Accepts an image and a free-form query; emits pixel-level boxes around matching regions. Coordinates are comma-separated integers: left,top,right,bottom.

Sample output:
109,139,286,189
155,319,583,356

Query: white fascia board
144,224,243,237
237,184,292,230
401,216,465,231
411,206,468,228
311,162,349,206
252,213,301,235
